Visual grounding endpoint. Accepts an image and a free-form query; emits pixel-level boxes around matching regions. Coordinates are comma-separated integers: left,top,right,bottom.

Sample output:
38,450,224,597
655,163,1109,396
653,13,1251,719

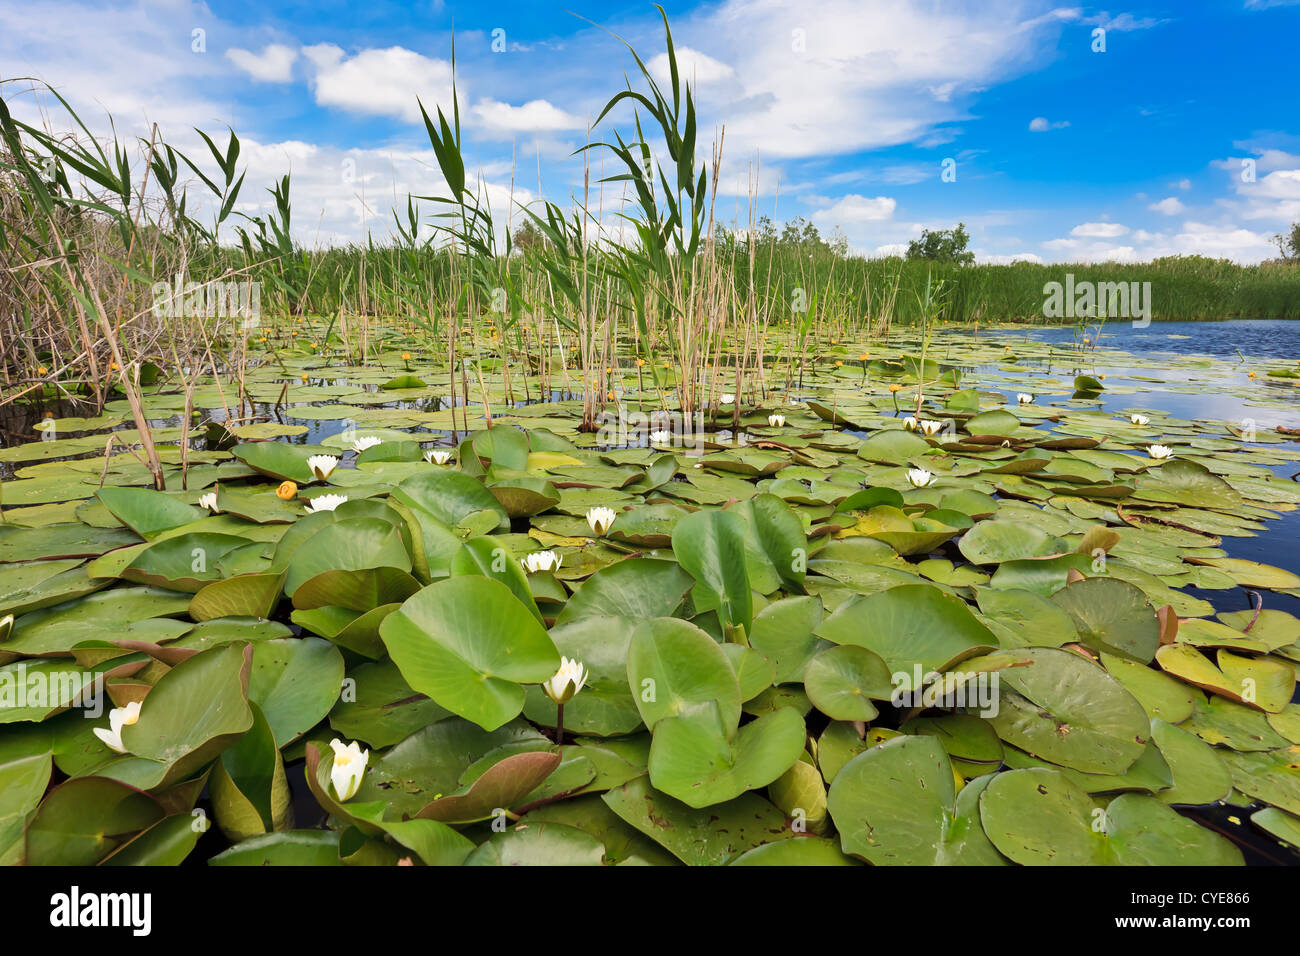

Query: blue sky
2,0,1298,261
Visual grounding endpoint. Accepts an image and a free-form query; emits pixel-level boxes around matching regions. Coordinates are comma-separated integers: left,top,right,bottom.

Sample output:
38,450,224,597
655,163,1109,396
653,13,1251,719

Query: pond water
1018,318,1300,361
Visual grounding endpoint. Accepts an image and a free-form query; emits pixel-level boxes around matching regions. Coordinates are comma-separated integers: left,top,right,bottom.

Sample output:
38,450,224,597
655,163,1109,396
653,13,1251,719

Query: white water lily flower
907,468,934,488
720,393,735,405
198,492,220,513
93,701,141,755
768,413,786,427
902,416,919,432
586,506,617,536
1130,414,1150,426
649,429,672,444
306,493,349,514
352,436,383,454
424,448,453,465
307,454,339,480
919,419,944,437
1017,393,1034,404
0,613,12,643
1147,444,1174,461
522,550,561,573
329,738,369,802
542,657,589,705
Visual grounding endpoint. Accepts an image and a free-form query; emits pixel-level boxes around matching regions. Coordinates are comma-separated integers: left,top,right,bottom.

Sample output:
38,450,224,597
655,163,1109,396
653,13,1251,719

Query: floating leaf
380,577,560,731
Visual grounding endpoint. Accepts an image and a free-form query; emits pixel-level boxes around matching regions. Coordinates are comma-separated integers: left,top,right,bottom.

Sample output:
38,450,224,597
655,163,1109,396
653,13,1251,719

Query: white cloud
472,98,584,135
1173,178,1192,190
648,47,734,85
978,252,1043,264
1215,150,1300,223
1149,197,1184,215
811,193,897,225
1070,221,1129,238
1042,238,1139,262
874,243,909,257
0,0,229,135
1029,116,1069,132
826,164,934,185
303,44,457,124
653,0,1079,160
227,43,298,83
1234,168,1300,222
227,136,535,248
1080,12,1167,31
1043,220,1277,264
1165,221,1276,259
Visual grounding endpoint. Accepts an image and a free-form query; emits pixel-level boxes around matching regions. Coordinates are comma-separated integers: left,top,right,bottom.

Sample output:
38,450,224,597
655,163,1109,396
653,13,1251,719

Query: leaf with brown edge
1157,605,1179,645
114,640,198,666
416,750,562,823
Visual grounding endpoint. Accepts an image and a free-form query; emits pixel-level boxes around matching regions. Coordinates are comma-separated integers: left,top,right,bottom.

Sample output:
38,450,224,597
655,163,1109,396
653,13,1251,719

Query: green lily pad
827,735,1005,865
379,576,560,731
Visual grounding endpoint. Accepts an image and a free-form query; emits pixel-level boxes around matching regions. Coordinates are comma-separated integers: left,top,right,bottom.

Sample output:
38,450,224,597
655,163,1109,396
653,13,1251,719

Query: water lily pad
729,835,859,865
979,768,1240,865
1150,718,1232,806
748,596,828,685
91,643,254,791
601,775,792,866
626,617,741,732
827,735,1005,865
671,509,752,632
803,645,892,721
465,820,606,865
247,638,345,746
979,647,1148,774
1050,577,1160,663
380,576,560,731
647,702,806,808
95,487,202,539
25,776,163,865
1187,557,1300,591
556,558,694,625
959,519,1068,565
189,572,285,621
816,584,997,677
